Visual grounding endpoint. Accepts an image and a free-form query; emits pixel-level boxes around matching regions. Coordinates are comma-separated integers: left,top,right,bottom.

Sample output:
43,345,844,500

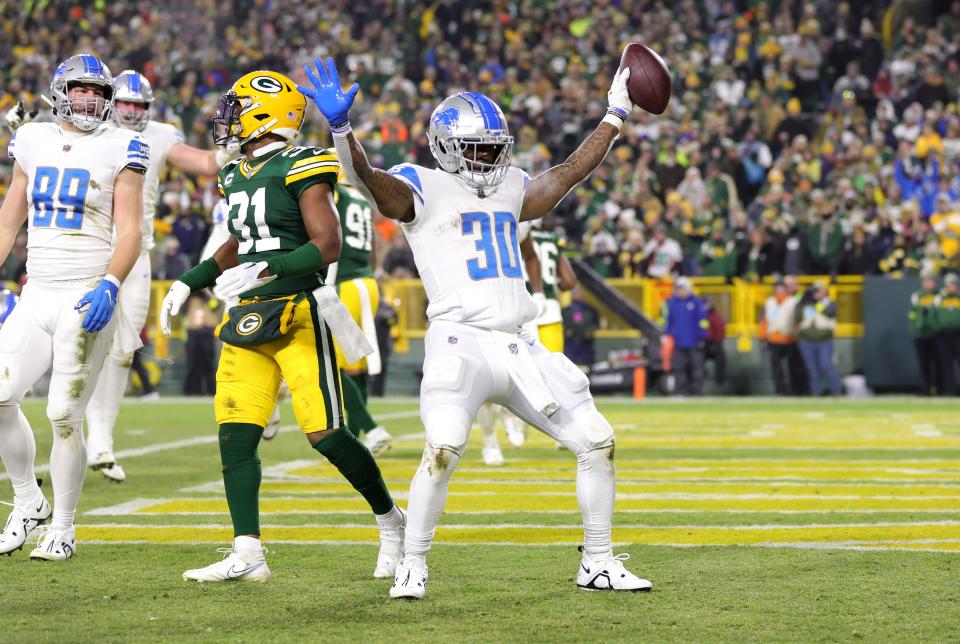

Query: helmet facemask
211,91,245,149
114,100,150,131
53,80,114,131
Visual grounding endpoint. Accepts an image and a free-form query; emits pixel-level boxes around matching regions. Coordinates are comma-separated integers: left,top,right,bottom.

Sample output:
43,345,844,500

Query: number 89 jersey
389,163,538,331
217,145,340,297
8,122,150,284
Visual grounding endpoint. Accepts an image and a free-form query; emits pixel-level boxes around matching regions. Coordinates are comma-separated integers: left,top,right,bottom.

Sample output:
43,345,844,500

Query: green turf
1,397,958,642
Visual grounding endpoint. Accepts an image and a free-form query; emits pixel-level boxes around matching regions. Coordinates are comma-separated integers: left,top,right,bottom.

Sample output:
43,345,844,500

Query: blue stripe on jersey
388,165,424,205
81,54,102,76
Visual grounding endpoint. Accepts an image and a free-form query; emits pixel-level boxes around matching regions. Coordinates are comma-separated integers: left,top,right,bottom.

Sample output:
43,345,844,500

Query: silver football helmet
113,70,154,131
427,92,514,195
50,54,114,131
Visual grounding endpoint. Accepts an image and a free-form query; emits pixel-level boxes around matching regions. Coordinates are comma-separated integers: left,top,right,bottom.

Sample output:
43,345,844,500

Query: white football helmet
49,54,114,131
427,92,514,196
114,70,154,131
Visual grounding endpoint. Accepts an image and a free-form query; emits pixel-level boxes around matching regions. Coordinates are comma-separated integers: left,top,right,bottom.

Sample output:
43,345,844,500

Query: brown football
618,42,671,115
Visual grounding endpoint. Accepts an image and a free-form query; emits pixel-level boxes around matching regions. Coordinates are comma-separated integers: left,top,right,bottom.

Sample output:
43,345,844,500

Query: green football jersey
334,183,374,283
530,229,563,301
217,145,339,297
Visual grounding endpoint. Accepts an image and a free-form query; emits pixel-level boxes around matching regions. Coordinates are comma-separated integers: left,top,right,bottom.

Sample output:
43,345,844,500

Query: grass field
3,397,960,642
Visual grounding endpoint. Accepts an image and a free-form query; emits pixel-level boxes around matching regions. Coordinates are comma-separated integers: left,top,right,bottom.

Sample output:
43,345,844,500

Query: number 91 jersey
389,163,538,331
217,145,340,298
8,122,150,284
333,183,374,283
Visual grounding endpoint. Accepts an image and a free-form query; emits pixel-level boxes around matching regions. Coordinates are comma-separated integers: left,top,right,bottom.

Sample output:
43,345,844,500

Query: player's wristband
265,243,324,280
329,121,351,135
179,257,222,292
602,107,628,130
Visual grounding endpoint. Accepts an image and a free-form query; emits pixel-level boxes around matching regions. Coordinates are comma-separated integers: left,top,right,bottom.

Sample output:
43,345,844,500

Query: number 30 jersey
217,145,340,297
389,164,537,332
8,122,150,284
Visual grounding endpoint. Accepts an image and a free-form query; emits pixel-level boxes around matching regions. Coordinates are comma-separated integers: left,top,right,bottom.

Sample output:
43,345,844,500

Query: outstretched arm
298,57,414,223
0,162,28,265
520,68,633,221
167,142,234,177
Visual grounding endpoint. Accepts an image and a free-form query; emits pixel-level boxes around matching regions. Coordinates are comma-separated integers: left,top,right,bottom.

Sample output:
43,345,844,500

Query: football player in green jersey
159,70,404,582
326,173,393,455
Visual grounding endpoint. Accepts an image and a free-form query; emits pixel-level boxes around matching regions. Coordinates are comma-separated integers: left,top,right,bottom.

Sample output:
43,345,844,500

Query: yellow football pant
334,276,379,373
537,321,564,354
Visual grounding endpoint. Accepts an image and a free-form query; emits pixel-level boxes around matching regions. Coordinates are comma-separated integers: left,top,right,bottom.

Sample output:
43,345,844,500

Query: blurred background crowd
0,0,959,286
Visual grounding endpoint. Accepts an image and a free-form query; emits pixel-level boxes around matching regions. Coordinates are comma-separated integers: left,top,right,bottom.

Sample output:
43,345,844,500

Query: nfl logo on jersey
508,343,519,354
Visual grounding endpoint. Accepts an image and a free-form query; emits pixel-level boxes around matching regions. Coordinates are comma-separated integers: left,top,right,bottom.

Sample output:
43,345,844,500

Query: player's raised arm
166,142,234,177
298,58,415,223
519,69,633,222
0,162,29,265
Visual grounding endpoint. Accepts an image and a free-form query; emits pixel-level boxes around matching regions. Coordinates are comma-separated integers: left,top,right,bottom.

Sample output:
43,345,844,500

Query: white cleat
363,426,392,456
576,551,652,592
0,496,52,556
89,451,116,470
29,526,77,561
482,437,505,467
374,507,406,578
183,546,271,582
504,416,526,447
263,407,281,441
390,556,428,599
100,462,126,483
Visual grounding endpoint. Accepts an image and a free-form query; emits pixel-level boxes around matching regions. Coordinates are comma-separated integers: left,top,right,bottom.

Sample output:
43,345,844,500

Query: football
618,42,671,115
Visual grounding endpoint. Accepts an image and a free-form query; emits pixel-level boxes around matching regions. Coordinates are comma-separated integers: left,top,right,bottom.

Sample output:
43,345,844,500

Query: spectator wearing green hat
910,274,943,395
934,273,960,395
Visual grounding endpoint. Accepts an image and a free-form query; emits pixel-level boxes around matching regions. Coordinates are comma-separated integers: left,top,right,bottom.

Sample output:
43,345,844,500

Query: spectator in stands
703,301,726,388
563,288,599,368
761,278,801,395
796,281,842,396
804,191,845,275
662,278,708,396
910,273,943,395
156,237,192,281
643,224,683,279
838,228,879,275
698,220,737,279
934,273,960,395
183,295,217,396
739,227,778,281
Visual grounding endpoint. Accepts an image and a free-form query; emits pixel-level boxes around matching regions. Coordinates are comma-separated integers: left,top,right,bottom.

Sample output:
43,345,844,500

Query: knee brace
423,404,472,456
558,402,615,455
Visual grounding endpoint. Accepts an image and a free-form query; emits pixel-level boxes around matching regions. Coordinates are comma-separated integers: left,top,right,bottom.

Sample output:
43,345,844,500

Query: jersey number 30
462,211,522,280
31,166,89,229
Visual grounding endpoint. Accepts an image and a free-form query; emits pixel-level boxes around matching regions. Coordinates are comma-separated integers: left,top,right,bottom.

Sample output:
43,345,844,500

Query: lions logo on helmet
114,70,155,132
211,70,306,152
426,92,514,196
49,54,115,132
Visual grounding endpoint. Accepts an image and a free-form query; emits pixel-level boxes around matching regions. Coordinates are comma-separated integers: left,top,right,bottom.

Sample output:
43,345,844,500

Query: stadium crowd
0,0,959,285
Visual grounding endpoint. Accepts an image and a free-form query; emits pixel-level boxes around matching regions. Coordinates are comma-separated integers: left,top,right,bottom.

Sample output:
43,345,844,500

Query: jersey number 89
31,166,90,229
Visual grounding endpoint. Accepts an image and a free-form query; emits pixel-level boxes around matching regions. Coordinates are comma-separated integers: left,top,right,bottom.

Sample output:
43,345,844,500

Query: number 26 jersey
8,122,149,284
389,164,537,332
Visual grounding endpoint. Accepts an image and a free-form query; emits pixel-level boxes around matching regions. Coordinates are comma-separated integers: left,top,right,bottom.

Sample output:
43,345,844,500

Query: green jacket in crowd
908,288,939,338
698,238,737,278
934,290,960,332
795,296,838,342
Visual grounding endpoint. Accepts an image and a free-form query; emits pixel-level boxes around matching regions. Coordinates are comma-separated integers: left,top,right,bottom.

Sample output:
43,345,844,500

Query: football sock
219,423,264,537
341,372,377,438
313,428,393,514
374,504,405,530
0,407,42,504
234,534,263,555
404,446,460,560
576,446,615,560
85,354,130,458
49,420,87,530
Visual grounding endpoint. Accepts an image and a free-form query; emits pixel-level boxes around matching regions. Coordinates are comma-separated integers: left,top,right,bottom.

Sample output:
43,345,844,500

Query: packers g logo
237,313,263,336
249,75,283,93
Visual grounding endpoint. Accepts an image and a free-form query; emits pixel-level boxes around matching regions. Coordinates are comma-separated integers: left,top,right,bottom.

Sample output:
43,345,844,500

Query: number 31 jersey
389,164,537,332
217,145,340,298
8,122,150,284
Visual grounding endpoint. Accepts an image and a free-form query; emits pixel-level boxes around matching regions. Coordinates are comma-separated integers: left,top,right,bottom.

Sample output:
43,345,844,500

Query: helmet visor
211,92,243,146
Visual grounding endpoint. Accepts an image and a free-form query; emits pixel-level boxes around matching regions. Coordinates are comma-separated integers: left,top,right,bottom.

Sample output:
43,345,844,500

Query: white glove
214,261,277,299
214,147,237,166
532,292,549,319
4,101,35,131
604,67,632,127
160,281,191,336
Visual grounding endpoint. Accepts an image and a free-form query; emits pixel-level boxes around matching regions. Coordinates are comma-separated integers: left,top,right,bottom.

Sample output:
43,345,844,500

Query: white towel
355,278,382,375
114,292,143,355
491,329,559,417
312,285,373,364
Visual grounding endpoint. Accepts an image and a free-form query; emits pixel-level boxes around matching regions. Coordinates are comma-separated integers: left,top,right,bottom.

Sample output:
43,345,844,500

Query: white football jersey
138,121,184,251
8,122,149,284
390,164,538,331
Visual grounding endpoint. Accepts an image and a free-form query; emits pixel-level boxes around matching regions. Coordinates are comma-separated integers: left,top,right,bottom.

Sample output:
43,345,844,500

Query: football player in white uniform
84,70,234,482
300,58,652,598
0,55,147,559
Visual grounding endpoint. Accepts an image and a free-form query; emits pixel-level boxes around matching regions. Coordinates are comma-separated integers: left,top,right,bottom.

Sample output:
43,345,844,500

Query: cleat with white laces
481,434,504,467
504,415,526,447
263,406,281,440
390,556,428,599
374,507,406,578
0,496,52,555
363,426,392,456
183,546,271,582
576,550,652,592
100,462,126,483
29,526,76,561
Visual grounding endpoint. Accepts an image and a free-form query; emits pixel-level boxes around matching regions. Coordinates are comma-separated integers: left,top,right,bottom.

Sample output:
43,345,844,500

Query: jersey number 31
31,166,89,229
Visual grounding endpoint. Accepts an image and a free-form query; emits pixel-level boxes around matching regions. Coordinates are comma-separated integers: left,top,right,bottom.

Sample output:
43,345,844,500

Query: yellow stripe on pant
215,294,344,432
334,276,379,372
537,321,564,354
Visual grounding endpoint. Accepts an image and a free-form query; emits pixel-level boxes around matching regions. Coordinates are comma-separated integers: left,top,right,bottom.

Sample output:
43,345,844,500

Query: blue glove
75,276,120,333
296,57,359,129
